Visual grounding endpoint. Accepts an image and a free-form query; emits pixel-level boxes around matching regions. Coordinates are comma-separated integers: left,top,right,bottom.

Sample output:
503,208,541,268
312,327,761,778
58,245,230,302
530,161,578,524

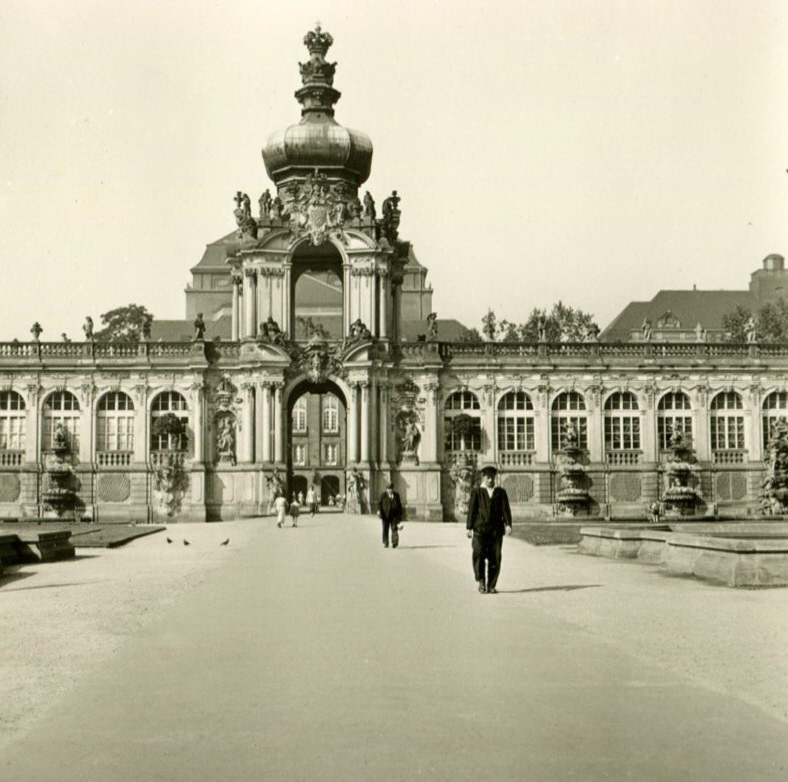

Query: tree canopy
722,301,788,342
458,303,599,342
94,304,154,342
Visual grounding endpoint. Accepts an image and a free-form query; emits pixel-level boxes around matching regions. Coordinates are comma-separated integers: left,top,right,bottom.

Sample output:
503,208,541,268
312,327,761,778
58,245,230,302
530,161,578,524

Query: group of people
272,466,514,594
273,487,319,528
377,464,512,595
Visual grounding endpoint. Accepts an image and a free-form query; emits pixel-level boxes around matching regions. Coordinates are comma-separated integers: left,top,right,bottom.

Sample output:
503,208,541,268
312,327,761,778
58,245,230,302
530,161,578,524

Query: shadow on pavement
502,584,603,593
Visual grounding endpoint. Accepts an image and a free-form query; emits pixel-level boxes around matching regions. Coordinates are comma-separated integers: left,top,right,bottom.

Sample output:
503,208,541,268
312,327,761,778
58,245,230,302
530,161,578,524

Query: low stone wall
579,523,788,587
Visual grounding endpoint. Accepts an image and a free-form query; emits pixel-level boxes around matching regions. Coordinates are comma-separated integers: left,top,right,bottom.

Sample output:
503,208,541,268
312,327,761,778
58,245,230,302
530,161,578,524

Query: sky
1,0,788,341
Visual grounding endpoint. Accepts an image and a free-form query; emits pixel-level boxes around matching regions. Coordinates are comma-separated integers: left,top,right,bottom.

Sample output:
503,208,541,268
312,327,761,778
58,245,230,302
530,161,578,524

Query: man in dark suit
378,481,403,549
466,464,512,593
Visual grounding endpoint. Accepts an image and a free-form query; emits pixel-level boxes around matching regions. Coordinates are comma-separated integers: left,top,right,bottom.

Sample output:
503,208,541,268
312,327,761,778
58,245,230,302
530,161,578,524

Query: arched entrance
287,379,347,509
291,242,344,340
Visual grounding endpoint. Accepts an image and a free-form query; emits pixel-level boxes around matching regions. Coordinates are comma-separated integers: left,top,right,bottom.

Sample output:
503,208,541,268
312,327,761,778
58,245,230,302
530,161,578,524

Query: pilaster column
273,383,283,462
482,385,496,464
282,266,292,338
423,381,439,462
347,382,360,463
391,274,403,343
79,383,94,464
747,384,762,461
641,386,657,463
343,264,352,337
241,383,255,463
379,382,389,463
255,382,268,463
243,268,257,339
132,383,148,464
535,386,551,463
25,384,40,463
191,382,204,463
231,274,241,341
359,381,371,463
693,389,710,462
379,269,389,339
586,388,604,463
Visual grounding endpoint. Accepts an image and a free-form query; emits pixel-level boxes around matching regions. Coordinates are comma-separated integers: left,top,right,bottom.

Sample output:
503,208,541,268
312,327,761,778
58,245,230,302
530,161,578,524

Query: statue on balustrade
745,316,758,343
83,316,94,340
193,313,206,341
363,191,376,220
427,312,438,341
641,318,653,342
259,316,286,347
259,189,272,220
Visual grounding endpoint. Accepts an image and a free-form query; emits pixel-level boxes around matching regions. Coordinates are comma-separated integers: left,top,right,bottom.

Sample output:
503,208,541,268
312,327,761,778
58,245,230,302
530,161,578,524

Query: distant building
0,27,786,524
602,254,788,342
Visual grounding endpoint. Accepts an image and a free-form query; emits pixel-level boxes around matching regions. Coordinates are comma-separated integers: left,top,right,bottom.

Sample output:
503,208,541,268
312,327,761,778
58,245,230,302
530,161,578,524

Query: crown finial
303,24,333,57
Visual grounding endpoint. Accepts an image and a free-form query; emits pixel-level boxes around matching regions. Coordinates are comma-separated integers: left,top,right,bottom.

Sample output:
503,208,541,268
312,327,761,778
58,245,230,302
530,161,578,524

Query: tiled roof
191,231,237,271
401,318,468,341
601,290,755,342
150,318,232,342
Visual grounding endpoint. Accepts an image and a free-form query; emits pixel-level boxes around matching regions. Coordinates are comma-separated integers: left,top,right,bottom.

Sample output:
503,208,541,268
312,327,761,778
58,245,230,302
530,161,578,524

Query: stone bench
0,529,76,565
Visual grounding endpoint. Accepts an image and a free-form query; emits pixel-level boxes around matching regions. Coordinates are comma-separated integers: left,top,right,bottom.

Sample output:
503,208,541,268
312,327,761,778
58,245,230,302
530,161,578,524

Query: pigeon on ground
220,539,230,546
166,537,173,544
183,539,190,546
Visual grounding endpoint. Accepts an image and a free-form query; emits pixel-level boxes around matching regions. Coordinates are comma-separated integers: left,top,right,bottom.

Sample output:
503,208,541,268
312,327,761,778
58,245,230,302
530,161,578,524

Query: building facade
0,27,785,523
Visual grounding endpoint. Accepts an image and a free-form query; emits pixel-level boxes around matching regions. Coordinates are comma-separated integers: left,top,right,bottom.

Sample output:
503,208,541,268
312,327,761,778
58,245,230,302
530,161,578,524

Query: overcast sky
1,0,787,341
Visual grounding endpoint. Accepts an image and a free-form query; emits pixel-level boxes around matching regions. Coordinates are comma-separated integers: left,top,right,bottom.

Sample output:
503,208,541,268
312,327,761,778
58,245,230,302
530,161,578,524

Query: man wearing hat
378,481,403,549
466,464,512,593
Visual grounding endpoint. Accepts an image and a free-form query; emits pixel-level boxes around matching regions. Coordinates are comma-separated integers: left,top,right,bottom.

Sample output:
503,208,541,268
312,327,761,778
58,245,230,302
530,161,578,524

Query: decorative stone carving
426,312,438,341
345,466,366,514
215,415,237,465
258,316,286,347
258,266,286,277
289,334,345,384
30,322,42,341
258,189,272,220
449,455,476,517
83,317,94,340
286,171,347,246
233,191,257,238
345,319,372,345
396,410,421,466
380,190,401,243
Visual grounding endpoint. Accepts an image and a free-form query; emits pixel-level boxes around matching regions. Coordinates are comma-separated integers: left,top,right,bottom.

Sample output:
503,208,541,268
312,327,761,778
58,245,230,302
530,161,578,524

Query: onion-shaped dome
262,26,373,188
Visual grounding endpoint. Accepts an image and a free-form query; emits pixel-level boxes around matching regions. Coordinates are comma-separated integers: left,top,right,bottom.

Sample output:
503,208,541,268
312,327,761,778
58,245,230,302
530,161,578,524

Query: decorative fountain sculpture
760,419,788,516
43,423,76,516
662,427,699,517
449,453,476,520
555,422,590,516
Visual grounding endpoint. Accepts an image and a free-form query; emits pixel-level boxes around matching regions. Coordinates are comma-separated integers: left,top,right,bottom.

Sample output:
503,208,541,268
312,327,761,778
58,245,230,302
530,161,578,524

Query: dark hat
386,481,395,489
479,463,498,476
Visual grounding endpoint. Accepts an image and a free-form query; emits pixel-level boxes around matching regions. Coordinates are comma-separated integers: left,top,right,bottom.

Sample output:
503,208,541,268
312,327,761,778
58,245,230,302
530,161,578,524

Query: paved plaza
2,513,788,781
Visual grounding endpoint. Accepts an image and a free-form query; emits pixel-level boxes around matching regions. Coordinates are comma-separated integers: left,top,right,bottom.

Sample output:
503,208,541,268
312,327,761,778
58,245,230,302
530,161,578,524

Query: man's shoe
383,543,389,548
477,582,487,593
277,522,282,528
488,587,498,594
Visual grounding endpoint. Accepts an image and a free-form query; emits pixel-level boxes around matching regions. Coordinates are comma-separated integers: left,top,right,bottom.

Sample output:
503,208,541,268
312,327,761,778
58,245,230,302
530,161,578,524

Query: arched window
0,391,26,457
43,391,80,451
322,394,339,433
657,391,692,450
292,396,307,433
762,391,788,450
604,392,640,452
710,392,744,451
444,391,481,452
97,392,135,452
497,391,534,452
551,392,587,451
150,391,189,451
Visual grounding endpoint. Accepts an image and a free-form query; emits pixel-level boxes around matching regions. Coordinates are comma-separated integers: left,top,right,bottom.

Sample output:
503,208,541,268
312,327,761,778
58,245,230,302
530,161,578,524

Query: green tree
94,304,154,342
459,303,599,342
723,301,788,342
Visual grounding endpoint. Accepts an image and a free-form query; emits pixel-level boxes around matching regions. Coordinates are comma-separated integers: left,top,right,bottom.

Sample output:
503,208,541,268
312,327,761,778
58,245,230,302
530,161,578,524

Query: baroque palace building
1,26,787,523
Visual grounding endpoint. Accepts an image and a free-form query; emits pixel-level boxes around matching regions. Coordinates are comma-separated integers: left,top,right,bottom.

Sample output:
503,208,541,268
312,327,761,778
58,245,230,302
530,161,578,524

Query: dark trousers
472,532,503,588
382,518,399,547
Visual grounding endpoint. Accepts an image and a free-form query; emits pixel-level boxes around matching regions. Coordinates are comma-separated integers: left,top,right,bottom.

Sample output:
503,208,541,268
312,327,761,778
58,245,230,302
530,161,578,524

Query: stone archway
286,379,347,503
290,241,345,340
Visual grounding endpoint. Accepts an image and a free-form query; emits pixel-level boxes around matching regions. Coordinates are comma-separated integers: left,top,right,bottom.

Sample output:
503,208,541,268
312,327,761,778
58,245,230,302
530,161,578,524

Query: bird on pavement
166,537,173,544
183,539,190,546
220,539,230,546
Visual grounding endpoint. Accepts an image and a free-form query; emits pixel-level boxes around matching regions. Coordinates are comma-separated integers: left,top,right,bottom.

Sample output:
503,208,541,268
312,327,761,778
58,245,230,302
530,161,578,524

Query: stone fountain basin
578,523,788,586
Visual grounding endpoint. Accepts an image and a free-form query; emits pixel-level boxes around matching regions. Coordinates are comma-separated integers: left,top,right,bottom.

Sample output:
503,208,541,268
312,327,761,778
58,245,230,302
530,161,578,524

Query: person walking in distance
289,495,301,528
305,486,317,517
466,464,512,593
378,481,403,549
274,492,288,528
